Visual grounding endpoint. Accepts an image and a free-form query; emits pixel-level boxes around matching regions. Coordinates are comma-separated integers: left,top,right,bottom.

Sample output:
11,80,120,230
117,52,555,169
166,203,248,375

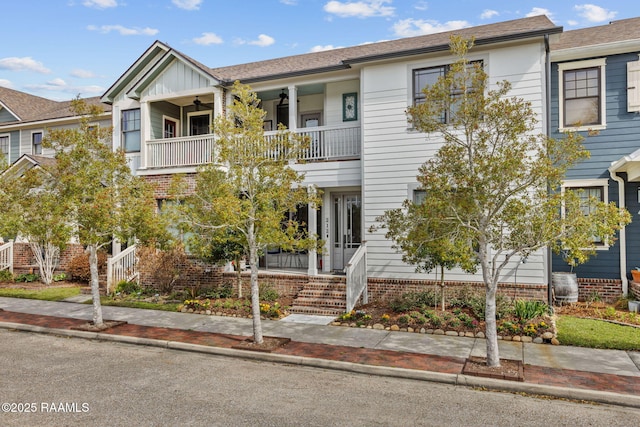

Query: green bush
53,272,67,282
389,290,437,313
513,299,548,321
468,293,512,321
14,273,39,283
115,280,142,295
0,269,13,282
203,282,234,299
259,284,279,302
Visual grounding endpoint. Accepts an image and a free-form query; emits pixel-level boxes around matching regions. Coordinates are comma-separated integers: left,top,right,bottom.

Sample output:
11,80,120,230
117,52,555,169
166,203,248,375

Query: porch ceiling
609,148,640,182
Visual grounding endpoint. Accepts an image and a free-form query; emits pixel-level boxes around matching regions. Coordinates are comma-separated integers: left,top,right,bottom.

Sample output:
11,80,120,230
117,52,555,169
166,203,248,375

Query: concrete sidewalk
1,297,639,409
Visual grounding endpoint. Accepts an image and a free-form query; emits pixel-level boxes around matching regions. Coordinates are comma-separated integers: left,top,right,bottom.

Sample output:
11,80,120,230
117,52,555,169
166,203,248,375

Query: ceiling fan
278,89,288,106
193,96,202,111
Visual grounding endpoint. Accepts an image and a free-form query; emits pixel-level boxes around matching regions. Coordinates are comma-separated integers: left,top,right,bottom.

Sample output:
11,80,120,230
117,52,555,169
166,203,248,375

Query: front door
332,193,362,271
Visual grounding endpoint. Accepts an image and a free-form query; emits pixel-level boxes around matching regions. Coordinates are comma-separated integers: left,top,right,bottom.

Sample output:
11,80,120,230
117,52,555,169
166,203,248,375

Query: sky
1,0,639,101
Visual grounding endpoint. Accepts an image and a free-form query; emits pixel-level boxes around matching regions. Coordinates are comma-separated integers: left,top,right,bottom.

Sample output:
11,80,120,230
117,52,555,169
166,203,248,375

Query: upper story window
0,134,9,164
558,59,606,131
32,132,43,155
413,61,482,123
122,109,141,152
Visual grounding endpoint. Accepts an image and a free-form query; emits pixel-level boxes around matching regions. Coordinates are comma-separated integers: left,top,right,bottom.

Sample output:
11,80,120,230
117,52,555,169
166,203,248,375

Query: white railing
106,245,138,294
146,134,215,168
345,242,367,312
0,240,13,273
144,124,360,169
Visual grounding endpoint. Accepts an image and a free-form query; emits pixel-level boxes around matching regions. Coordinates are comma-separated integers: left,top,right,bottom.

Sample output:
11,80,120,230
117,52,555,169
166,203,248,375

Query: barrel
552,272,579,303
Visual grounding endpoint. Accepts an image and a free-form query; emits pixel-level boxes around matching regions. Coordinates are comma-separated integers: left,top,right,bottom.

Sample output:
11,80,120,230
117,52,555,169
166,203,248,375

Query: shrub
53,273,67,282
513,299,548,322
390,290,437,313
204,282,234,299
469,293,512,321
137,245,189,294
397,314,410,325
14,273,40,283
116,280,142,295
259,283,279,302
0,269,13,282
67,251,107,283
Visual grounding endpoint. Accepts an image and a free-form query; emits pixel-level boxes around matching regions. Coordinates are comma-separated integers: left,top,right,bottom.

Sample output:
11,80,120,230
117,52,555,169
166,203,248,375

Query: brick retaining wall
12,242,84,275
630,281,640,300
576,278,622,303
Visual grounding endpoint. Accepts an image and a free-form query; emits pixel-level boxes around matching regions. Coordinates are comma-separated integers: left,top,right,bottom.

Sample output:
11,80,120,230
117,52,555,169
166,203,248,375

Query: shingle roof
550,17,640,51
209,15,560,83
0,86,111,125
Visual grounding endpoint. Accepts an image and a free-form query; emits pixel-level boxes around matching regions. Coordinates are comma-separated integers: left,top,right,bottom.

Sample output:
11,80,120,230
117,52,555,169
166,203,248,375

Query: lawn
0,286,81,301
556,316,640,351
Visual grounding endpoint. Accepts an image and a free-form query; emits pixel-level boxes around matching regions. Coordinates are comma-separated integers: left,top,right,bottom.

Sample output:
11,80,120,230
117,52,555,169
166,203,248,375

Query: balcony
142,124,360,170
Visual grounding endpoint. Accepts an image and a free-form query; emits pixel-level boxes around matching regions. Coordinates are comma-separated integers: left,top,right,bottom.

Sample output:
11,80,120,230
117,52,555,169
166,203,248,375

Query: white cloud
324,0,394,18
87,24,159,36
193,32,223,45
567,19,579,26
309,44,343,52
82,0,118,8
414,1,428,11
526,7,552,18
248,34,275,47
172,0,202,11
392,19,469,37
24,79,104,96
480,9,498,20
280,0,297,5
0,57,50,73
0,79,13,89
574,4,616,22
70,69,96,78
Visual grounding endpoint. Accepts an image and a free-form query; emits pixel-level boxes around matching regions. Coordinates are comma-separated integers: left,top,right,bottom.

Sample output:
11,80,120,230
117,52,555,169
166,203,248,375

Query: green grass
556,316,640,351
99,298,180,312
0,286,81,301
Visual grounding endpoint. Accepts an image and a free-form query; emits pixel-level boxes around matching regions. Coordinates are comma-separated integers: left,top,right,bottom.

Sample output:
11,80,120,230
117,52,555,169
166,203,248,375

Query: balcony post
288,85,297,131
307,184,318,276
140,100,150,169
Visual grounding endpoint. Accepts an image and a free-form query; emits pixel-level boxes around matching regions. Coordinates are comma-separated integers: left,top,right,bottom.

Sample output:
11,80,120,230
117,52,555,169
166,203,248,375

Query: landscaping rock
541,332,554,340
434,329,445,335
533,337,543,344
512,335,521,342
426,329,434,334
407,327,414,333
445,331,458,336
475,332,485,338
520,336,533,343
551,338,560,345
390,325,400,331
420,328,426,334
332,322,342,326
464,332,475,338
372,323,385,330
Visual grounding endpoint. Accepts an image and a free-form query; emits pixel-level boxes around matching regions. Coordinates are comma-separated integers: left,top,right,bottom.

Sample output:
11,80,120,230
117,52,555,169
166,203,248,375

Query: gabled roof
208,15,561,84
550,17,640,60
1,153,56,180
0,86,111,126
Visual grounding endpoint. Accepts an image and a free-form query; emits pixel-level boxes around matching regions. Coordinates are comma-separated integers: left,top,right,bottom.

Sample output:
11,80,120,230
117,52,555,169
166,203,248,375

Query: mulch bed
463,356,524,382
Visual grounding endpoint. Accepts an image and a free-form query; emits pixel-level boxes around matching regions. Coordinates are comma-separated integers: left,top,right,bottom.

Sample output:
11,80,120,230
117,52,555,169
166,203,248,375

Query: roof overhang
609,148,640,182
551,39,640,62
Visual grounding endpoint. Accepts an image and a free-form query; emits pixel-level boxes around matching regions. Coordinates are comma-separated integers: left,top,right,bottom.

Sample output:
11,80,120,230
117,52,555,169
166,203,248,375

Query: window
0,134,9,162
558,59,606,131
413,61,482,123
563,179,608,246
32,132,42,155
122,109,141,152
188,112,211,136
413,189,426,205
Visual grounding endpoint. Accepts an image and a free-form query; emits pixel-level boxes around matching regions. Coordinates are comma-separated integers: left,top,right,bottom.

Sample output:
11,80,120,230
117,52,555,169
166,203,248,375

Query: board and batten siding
362,41,549,284
142,59,213,99
551,52,640,280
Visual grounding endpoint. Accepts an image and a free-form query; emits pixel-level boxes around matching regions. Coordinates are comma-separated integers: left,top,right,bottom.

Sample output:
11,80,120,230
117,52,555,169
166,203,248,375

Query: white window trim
558,58,607,132
31,130,43,155
0,133,10,157
562,178,610,250
186,111,212,136
162,115,181,138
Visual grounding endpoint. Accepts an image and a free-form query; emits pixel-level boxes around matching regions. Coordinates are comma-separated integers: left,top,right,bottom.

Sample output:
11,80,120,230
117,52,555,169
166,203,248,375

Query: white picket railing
146,134,215,168
345,242,367,312
0,240,13,273
106,245,138,294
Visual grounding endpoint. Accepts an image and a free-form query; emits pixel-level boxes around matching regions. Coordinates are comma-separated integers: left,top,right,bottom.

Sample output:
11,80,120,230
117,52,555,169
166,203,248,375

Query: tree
42,98,168,327
374,196,477,310
0,164,72,284
176,82,320,344
398,36,630,366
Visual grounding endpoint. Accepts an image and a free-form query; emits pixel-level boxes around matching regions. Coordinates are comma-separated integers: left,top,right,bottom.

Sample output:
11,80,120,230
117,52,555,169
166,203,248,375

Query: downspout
544,34,554,308
609,169,628,296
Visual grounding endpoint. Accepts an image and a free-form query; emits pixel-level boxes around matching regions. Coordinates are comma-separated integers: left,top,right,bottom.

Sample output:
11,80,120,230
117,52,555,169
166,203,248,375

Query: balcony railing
146,134,215,169
143,124,360,169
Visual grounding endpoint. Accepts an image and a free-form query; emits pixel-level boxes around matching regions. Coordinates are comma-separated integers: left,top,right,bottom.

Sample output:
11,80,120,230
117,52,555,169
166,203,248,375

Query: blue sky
1,0,638,101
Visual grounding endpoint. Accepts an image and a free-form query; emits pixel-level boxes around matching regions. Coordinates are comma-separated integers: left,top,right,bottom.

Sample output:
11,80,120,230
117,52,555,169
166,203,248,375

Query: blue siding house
550,18,640,298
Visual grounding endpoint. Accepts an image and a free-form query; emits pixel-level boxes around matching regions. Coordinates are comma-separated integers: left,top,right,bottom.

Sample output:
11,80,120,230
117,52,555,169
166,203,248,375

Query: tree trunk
29,242,59,286
235,254,242,299
248,225,263,344
88,245,104,327
484,282,500,367
439,265,445,311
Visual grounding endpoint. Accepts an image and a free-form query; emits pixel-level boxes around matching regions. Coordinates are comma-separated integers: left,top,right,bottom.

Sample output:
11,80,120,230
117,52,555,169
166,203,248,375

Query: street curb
2,321,639,409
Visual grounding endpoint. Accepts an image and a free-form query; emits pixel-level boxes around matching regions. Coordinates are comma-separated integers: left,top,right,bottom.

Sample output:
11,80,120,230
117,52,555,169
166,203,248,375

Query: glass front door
332,193,361,271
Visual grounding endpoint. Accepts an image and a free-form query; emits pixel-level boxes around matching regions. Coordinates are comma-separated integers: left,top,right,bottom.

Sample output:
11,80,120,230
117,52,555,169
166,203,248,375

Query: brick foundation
629,281,640,300
12,242,85,276
143,174,196,199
